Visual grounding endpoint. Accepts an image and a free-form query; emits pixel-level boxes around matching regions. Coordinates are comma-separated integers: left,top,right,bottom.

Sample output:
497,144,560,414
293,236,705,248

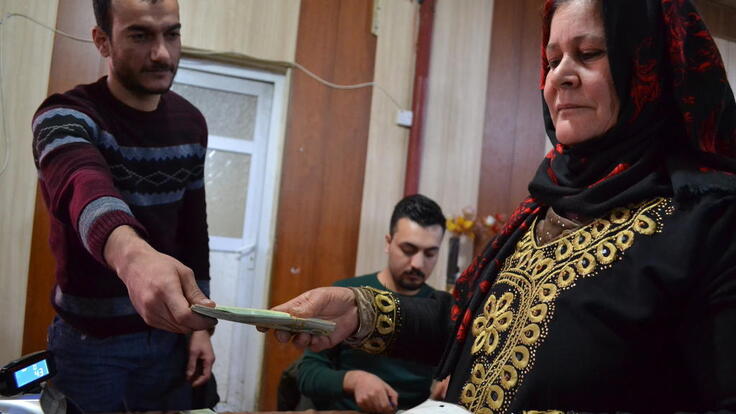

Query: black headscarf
438,0,736,378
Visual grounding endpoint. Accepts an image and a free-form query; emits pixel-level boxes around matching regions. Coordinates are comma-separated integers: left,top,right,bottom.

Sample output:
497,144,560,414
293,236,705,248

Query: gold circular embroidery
472,315,487,336
496,310,514,332
482,296,495,315
538,283,558,302
460,383,477,404
557,265,576,288
513,248,532,267
610,207,631,224
471,329,487,355
633,215,656,235
471,364,486,385
486,385,505,409
374,294,395,313
531,257,555,280
500,364,518,390
554,238,573,261
362,337,386,353
497,292,514,312
483,328,500,354
595,241,618,265
572,230,593,250
615,229,635,250
527,251,546,269
520,323,541,345
472,292,515,355
476,409,492,414
574,252,596,276
528,303,548,323
375,314,394,335
590,219,611,238
511,345,530,369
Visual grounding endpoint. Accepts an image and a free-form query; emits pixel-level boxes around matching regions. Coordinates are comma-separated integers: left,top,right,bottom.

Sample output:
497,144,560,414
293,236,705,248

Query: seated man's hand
104,225,217,333
344,370,398,414
268,287,358,352
430,376,450,400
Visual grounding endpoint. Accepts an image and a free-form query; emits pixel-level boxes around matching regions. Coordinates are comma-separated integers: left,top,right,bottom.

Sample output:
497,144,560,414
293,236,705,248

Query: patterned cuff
344,286,401,354
78,196,147,264
345,287,377,345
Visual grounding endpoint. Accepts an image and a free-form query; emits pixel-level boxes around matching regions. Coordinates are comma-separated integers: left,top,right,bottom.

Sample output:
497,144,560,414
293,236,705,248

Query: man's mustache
402,269,425,279
143,65,175,73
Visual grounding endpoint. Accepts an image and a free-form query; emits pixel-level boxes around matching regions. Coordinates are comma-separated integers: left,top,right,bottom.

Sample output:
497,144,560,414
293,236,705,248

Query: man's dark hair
389,194,446,235
93,0,161,36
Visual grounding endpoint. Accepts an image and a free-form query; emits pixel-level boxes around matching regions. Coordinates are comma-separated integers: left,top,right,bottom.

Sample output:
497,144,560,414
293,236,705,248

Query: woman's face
543,0,620,146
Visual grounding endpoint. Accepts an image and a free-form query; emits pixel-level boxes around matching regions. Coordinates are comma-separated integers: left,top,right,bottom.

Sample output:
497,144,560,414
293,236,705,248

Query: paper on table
398,399,472,414
190,305,336,335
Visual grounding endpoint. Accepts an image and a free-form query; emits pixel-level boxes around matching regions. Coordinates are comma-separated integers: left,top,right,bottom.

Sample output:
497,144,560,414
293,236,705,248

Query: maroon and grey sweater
32,77,210,337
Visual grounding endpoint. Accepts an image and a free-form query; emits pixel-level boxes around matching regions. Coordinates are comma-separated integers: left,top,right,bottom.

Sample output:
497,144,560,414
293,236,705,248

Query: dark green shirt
297,273,450,410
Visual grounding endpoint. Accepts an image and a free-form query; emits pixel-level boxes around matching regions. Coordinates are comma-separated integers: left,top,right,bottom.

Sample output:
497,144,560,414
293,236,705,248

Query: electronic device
0,351,55,397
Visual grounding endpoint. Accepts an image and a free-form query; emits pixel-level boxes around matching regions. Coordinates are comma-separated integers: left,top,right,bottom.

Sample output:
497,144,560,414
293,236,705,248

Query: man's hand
104,225,216,333
268,287,358,352
344,370,398,414
187,330,215,387
430,376,450,400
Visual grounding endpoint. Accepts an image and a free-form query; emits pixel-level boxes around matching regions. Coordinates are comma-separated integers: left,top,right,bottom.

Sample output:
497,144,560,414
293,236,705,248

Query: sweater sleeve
297,348,348,400
176,120,210,290
32,103,146,265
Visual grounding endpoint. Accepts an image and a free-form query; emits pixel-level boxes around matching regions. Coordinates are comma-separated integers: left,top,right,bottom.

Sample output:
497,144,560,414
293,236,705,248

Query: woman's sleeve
389,290,455,365
680,196,736,409
351,288,454,367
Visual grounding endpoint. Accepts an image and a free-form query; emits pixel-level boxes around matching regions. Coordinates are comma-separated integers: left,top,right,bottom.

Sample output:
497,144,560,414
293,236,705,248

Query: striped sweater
32,76,210,337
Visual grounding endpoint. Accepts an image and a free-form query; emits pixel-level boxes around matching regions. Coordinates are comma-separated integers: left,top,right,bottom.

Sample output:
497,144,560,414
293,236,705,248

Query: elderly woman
270,0,736,411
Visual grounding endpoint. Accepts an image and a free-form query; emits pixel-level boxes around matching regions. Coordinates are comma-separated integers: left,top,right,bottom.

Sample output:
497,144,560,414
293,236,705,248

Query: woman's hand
268,287,358,352
186,329,215,387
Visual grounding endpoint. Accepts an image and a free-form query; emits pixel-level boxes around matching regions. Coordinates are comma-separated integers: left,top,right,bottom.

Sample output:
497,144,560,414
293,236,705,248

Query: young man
32,0,216,410
297,194,453,414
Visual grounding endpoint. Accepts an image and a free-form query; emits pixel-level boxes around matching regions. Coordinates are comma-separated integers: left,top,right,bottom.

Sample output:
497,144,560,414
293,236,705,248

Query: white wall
419,0,494,289
715,36,736,89
354,0,496,291
355,0,420,276
0,0,59,363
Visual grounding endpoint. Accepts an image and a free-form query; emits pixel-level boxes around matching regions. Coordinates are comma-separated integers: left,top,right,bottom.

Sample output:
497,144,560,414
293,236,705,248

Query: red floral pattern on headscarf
630,38,661,122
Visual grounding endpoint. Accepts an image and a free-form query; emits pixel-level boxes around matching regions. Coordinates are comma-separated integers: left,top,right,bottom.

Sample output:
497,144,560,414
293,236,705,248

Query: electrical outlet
396,110,413,127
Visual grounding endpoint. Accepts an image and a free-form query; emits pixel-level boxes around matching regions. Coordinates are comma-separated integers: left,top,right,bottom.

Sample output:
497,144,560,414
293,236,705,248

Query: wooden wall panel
0,0,58,363
22,0,106,356
419,0,495,289
259,0,377,410
695,0,736,42
179,0,299,62
355,0,419,276
477,0,545,225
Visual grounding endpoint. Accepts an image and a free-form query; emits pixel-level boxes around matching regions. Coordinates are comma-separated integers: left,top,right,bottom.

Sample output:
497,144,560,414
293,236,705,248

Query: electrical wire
0,12,406,178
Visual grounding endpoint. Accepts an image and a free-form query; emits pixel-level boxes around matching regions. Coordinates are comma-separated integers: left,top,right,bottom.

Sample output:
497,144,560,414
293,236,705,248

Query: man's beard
114,62,178,95
396,269,426,291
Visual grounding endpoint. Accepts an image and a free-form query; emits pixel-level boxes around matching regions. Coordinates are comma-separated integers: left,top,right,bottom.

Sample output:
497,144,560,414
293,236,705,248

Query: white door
172,59,285,411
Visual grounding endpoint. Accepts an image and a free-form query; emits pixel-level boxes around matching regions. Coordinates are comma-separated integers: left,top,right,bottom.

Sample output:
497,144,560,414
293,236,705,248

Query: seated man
298,194,453,414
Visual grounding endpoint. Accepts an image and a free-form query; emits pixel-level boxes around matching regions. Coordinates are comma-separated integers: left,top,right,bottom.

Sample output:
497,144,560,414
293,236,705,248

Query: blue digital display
13,359,49,388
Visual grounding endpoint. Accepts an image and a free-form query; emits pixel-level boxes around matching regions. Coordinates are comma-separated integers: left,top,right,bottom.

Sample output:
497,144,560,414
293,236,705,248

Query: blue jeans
47,317,194,412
